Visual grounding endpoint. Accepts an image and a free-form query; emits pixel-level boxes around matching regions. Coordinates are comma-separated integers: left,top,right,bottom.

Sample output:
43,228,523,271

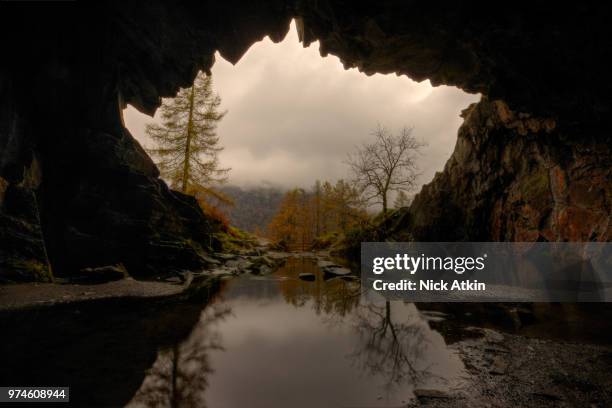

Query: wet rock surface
74,264,128,284
0,278,191,311
405,328,612,407
318,259,352,280
0,246,290,311
406,302,612,406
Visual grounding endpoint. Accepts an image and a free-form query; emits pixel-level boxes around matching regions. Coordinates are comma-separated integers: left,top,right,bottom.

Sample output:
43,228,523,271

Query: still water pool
2,256,611,406
127,257,466,407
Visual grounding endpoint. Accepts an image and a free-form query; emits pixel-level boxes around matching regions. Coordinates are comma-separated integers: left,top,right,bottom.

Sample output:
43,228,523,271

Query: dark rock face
1,2,611,281
0,175,52,282
0,4,230,281
409,98,611,242
0,77,51,282
295,2,612,123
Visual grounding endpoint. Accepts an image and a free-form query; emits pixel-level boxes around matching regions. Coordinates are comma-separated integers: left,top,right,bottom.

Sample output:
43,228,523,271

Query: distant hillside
219,185,285,234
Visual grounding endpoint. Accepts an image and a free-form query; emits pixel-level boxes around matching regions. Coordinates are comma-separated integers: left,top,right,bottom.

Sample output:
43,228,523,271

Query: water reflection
349,301,464,395
276,256,360,316
2,258,611,407
128,305,232,408
129,257,466,407
0,292,222,407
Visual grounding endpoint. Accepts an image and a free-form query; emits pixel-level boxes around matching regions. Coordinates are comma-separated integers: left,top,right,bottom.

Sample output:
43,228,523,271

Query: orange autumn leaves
267,180,367,247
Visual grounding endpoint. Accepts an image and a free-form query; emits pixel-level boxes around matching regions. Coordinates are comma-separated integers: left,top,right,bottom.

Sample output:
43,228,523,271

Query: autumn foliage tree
146,71,229,194
267,189,313,249
146,71,232,227
317,180,365,235
267,180,367,248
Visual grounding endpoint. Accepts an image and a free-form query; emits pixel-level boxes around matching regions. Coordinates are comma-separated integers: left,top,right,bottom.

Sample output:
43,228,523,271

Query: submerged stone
298,273,316,281
414,389,451,399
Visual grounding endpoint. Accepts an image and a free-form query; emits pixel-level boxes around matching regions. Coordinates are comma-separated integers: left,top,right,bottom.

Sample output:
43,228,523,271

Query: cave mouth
123,19,480,206
1,3,610,282
1,3,612,407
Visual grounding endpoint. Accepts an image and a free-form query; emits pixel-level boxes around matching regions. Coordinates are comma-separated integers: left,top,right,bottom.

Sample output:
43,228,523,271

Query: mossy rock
216,226,258,254
3,258,53,283
520,169,551,211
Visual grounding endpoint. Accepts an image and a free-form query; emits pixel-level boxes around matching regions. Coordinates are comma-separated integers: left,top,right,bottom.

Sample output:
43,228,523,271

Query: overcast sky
123,21,479,191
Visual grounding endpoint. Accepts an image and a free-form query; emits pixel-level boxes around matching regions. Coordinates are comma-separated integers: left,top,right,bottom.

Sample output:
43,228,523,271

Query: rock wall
409,97,611,242
0,77,51,281
0,67,222,280
294,1,612,123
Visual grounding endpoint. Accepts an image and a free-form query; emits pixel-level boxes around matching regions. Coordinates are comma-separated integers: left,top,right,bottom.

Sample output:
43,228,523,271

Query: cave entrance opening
122,19,479,232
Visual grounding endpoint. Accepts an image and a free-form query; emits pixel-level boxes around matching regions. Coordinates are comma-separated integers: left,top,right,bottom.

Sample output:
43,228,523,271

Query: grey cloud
124,21,479,189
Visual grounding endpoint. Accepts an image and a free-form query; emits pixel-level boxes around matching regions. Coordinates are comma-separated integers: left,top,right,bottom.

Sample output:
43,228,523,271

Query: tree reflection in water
276,257,361,317
127,304,232,408
276,257,465,395
349,300,465,395
127,257,465,407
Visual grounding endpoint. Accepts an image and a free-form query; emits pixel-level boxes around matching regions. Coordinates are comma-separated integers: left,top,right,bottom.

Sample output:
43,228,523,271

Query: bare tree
347,125,426,214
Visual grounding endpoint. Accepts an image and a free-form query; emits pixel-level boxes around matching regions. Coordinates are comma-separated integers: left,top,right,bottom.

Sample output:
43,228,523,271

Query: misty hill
219,185,285,234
